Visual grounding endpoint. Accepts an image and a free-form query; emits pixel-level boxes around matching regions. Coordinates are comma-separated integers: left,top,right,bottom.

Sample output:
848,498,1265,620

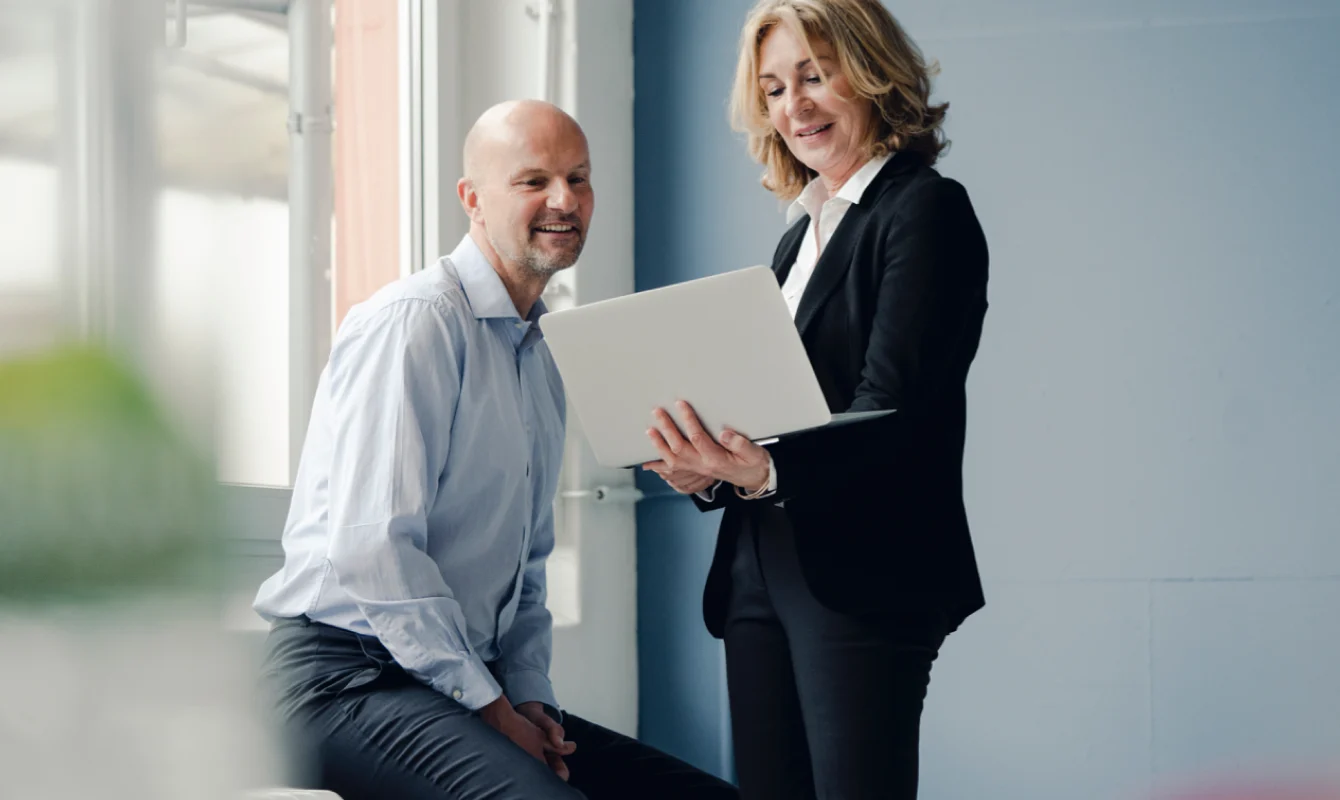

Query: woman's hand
642,401,771,493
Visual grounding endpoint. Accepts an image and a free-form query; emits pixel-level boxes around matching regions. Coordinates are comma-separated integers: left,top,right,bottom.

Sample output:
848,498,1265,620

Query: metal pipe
183,0,290,13
166,48,288,96
170,0,187,48
234,8,289,30
160,1,288,25
398,0,421,276
286,0,332,480
62,0,158,358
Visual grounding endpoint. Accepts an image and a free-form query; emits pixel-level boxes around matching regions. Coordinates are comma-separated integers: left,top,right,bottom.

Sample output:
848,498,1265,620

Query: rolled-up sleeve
325,299,502,711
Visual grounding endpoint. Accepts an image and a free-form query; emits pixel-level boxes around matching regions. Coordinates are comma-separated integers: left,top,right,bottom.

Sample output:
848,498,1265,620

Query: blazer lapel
771,217,808,286
793,202,868,338
791,152,918,338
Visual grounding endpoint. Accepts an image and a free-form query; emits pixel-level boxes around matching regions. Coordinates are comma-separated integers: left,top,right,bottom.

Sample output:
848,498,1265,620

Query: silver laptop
538,265,893,469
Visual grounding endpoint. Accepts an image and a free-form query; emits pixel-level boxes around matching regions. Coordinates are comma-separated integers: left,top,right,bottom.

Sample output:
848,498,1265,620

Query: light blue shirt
254,234,566,713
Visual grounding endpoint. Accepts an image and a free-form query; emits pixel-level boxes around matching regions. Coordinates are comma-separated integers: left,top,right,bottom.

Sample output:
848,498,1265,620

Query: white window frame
236,0,421,551
284,0,335,487
166,0,340,548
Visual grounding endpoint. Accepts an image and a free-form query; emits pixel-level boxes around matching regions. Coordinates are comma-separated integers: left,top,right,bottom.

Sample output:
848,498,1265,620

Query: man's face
471,119,594,280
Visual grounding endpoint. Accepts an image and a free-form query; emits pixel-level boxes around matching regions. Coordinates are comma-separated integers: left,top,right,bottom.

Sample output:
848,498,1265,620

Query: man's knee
457,760,585,800
276,681,582,800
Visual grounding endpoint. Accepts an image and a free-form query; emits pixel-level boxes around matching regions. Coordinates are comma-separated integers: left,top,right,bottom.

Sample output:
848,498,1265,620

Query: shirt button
451,689,463,700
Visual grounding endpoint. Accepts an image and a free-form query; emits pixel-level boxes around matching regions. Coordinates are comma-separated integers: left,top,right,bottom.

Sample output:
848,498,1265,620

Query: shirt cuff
734,456,778,500
431,655,503,712
696,480,723,502
499,667,559,715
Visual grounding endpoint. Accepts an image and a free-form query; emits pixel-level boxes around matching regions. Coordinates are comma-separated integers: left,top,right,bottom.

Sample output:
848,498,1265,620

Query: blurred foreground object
0,342,282,798
0,344,218,598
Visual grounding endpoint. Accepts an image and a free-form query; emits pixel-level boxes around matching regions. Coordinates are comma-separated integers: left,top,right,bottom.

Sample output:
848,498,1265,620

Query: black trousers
723,505,945,800
260,617,738,800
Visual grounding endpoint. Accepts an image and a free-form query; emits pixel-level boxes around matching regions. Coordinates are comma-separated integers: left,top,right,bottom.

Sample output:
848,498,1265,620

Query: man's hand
643,463,717,495
478,695,549,767
516,701,577,782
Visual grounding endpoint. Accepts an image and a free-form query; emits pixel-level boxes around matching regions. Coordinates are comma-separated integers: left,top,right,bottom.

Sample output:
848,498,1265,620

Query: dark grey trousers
260,617,738,800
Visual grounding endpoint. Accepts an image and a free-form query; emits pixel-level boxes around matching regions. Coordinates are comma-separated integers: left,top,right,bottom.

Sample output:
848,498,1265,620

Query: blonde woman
643,1,989,796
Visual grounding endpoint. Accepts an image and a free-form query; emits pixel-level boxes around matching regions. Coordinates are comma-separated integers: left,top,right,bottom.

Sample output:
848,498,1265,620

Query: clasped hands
642,400,771,495
481,696,577,781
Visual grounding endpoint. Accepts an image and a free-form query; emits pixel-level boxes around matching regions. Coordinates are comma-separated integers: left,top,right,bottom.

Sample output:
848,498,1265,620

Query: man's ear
457,178,484,224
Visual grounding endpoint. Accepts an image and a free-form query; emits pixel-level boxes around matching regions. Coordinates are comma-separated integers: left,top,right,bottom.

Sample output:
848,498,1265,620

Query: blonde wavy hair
729,0,949,200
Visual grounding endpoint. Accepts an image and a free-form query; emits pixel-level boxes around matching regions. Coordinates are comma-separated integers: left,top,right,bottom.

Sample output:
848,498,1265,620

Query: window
0,0,410,607
4,0,606,633
156,8,295,486
156,4,295,488
0,2,61,340
149,0,408,490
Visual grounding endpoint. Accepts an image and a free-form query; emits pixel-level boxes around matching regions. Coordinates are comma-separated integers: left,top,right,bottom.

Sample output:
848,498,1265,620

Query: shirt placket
496,328,536,639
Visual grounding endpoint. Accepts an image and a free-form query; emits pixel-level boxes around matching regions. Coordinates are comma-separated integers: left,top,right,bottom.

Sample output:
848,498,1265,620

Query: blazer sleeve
766,177,988,501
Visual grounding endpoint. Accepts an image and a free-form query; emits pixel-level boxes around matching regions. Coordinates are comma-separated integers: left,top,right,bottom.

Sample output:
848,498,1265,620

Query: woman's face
757,24,873,191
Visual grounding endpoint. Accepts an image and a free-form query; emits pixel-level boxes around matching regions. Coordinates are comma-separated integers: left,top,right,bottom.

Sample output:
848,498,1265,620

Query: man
254,100,737,800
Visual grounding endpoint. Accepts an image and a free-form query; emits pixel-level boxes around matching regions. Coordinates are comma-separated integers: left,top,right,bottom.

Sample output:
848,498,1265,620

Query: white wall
906,3,1340,796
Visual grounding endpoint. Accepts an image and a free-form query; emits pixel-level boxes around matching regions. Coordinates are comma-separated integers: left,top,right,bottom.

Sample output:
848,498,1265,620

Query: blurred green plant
0,343,223,603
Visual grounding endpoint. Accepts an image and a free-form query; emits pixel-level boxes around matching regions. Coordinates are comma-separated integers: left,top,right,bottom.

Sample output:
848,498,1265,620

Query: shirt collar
447,234,549,324
785,151,893,225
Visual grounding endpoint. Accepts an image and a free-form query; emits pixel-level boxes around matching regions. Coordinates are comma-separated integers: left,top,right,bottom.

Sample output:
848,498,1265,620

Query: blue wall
634,1,1340,796
632,0,776,781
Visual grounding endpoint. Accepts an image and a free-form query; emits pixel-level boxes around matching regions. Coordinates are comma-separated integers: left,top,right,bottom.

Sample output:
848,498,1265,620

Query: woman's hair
729,0,950,200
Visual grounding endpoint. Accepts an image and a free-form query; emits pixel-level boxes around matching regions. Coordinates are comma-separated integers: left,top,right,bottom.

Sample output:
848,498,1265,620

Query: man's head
458,100,594,282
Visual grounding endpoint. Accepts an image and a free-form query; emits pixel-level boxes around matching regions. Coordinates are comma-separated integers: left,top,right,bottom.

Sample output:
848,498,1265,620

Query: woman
642,1,988,797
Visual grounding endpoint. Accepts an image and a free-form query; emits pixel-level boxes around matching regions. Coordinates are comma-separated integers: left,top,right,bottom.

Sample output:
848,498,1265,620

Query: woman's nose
786,87,813,120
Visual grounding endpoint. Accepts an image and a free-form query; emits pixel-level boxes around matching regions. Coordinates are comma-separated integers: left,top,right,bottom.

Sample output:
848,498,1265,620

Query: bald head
457,100,594,293
463,100,587,183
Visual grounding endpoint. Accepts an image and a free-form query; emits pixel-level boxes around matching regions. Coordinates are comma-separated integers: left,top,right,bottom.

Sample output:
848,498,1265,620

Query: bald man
254,101,737,799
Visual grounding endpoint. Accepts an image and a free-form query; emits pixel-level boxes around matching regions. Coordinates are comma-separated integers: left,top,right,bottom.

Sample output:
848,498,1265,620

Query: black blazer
697,151,989,638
